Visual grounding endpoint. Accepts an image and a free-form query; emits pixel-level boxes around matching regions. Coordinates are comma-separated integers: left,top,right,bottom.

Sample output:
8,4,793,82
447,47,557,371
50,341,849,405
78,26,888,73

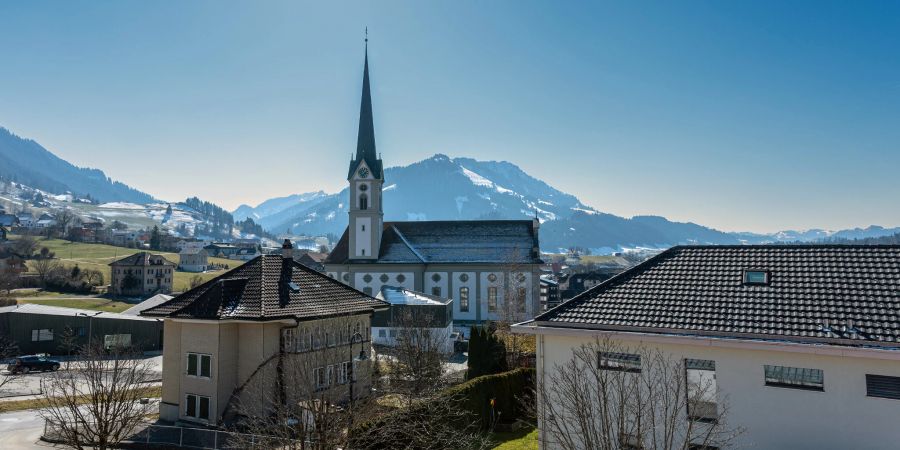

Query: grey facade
0,304,163,355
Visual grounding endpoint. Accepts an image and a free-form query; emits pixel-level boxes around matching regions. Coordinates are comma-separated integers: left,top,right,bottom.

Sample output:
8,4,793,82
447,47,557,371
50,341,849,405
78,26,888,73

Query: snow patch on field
100,202,145,209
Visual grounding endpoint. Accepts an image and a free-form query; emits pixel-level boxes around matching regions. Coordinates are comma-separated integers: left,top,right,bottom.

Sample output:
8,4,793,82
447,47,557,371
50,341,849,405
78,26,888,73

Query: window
432,286,441,297
764,365,823,391
359,194,368,210
685,359,718,422
315,367,328,390
459,287,470,312
378,329,386,337
361,224,366,231
361,249,365,256
187,353,212,378
866,374,900,400
516,287,527,313
104,334,132,349
488,287,498,312
599,352,641,373
313,328,322,349
743,270,770,285
185,394,210,420
338,361,352,384
31,329,53,342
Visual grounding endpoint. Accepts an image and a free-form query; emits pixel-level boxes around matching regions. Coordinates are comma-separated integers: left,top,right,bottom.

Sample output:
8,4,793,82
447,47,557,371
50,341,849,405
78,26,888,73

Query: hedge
349,368,535,449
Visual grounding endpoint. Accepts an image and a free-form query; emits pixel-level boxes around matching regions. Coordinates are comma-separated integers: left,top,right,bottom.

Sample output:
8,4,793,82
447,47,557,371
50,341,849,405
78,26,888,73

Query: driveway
0,409,48,449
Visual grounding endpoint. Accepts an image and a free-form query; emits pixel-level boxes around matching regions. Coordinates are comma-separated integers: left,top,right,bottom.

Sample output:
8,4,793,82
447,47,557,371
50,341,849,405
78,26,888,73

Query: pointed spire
356,30,376,163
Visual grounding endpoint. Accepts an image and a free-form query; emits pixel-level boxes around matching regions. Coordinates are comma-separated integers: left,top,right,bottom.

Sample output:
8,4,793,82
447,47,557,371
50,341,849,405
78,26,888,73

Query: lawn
12,236,245,293
17,298,135,313
491,427,538,450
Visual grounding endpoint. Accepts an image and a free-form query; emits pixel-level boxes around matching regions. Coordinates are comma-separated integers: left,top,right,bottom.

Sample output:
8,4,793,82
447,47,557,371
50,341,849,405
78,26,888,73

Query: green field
18,297,135,313
491,428,538,450
11,235,245,293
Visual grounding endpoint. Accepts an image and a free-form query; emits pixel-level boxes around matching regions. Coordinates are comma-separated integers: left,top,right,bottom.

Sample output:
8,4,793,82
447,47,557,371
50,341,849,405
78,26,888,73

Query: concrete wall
535,331,900,450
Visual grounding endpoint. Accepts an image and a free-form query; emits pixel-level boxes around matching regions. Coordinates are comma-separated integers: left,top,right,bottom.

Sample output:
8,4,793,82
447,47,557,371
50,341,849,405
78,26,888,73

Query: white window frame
186,352,212,379
31,329,53,342
184,393,211,421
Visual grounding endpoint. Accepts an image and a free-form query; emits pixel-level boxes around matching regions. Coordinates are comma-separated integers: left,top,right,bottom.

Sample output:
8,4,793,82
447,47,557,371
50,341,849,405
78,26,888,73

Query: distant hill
0,127,153,204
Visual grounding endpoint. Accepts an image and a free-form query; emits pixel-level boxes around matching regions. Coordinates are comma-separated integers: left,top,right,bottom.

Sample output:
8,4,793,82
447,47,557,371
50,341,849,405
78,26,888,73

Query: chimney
282,239,294,260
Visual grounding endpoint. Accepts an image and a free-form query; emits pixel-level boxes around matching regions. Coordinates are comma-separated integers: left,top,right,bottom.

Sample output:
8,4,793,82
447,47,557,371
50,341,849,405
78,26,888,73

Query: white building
373,286,454,354
323,46,542,336
515,245,900,450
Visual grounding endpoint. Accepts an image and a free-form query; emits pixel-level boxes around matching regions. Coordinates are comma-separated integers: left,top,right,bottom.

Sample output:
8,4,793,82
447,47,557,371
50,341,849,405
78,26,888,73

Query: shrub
349,368,534,449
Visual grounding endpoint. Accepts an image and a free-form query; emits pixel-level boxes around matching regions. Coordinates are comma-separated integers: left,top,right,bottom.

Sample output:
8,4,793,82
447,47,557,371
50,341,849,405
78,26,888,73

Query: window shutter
866,374,900,400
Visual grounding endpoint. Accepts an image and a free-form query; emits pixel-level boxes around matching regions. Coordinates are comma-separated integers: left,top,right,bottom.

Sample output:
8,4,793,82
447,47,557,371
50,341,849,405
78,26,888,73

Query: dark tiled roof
536,245,900,347
326,220,541,265
141,255,388,321
109,252,176,267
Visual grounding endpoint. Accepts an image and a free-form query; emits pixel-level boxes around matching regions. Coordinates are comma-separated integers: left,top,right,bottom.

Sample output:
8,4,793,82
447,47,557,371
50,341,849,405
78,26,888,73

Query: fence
43,420,304,449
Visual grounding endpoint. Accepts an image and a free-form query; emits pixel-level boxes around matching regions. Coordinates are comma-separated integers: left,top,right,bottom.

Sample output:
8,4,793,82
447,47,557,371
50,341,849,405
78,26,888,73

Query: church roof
325,220,542,265
348,44,383,180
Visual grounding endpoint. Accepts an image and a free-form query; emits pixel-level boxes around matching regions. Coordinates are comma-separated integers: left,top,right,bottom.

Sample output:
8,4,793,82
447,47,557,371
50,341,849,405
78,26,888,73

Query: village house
16,212,35,228
324,46,543,336
204,243,240,258
109,252,176,296
178,247,209,273
514,245,900,450
141,240,389,425
372,285,455,354
295,250,328,272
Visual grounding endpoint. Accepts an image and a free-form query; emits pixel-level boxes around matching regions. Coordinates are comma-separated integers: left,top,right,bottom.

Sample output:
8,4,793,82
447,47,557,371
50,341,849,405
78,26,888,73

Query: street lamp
348,330,367,427
77,311,102,346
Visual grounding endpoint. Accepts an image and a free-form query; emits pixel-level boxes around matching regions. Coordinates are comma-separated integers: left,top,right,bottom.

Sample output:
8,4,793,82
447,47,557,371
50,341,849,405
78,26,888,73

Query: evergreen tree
149,226,161,250
466,325,508,380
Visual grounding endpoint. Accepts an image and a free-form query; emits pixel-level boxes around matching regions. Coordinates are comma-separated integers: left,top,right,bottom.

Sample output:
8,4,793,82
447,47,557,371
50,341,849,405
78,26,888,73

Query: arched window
359,194,368,210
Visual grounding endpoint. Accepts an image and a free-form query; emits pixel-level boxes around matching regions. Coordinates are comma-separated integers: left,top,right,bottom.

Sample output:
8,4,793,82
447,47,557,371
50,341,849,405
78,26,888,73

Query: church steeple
349,31,383,180
347,31,384,260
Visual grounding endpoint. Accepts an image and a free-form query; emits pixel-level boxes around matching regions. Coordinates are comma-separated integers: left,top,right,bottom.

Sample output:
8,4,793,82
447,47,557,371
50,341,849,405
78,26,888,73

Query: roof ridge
390,225,427,263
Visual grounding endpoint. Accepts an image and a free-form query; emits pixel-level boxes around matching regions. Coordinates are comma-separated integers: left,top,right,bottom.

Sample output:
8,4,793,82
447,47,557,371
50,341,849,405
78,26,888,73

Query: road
0,355,162,399
0,409,48,449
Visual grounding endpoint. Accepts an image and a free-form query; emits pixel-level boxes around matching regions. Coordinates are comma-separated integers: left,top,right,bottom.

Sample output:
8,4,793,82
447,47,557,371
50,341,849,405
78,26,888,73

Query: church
324,44,543,334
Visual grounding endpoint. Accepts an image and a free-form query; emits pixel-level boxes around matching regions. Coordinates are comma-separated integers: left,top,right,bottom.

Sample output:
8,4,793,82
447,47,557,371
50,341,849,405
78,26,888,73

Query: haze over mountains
4,126,899,251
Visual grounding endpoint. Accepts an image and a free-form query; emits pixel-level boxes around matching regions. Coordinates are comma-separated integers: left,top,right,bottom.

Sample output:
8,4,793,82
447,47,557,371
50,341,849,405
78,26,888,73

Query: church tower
347,38,384,260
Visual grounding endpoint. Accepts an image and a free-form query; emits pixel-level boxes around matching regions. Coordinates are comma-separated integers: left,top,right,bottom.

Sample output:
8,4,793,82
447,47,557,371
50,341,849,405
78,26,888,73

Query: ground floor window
185,394,210,420
599,352,641,373
104,334,132,350
378,329,386,337
31,329,53,342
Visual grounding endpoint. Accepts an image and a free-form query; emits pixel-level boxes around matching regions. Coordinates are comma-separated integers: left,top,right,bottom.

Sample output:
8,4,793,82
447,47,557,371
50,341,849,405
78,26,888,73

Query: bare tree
0,335,22,394
227,315,373,449
56,208,77,236
348,394,494,450
495,247,536,369
39,342,156,450
12,235,38,258
380,309,451,405
82,269,104,287
32,257,62,286
0,266,21,294
533,337,743,450
189,275,204,290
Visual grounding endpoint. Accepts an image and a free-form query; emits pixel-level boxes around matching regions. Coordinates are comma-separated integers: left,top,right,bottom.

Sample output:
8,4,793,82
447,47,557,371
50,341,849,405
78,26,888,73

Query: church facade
324,46,543,333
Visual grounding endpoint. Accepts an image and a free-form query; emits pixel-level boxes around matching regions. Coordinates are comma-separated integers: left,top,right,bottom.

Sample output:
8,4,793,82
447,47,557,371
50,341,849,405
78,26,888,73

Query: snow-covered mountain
232,191,329,225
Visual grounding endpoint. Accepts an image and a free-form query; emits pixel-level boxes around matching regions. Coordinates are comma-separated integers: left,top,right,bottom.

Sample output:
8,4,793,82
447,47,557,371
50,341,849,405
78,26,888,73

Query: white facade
520,326,900,450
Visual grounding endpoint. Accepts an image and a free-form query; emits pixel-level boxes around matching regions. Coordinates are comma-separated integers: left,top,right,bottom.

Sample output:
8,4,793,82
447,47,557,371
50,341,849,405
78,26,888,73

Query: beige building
109,252,176,297
515,245,900,450
178,247,208,273
142,241,388,426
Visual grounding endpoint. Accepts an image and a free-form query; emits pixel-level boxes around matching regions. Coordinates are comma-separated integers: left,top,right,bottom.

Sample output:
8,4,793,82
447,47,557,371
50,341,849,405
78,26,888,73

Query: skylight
287,282,301,293
743,270,770,285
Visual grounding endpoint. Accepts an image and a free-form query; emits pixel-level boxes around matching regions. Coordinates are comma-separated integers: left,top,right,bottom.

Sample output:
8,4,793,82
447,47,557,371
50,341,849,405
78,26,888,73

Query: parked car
7,355,61,374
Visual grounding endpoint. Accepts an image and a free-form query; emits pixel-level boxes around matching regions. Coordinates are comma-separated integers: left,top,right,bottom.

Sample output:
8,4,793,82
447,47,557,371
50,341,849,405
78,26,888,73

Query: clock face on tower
358,167,369,178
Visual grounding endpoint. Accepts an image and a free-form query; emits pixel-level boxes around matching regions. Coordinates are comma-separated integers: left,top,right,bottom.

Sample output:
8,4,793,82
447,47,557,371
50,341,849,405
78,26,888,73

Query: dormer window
743,270,770,285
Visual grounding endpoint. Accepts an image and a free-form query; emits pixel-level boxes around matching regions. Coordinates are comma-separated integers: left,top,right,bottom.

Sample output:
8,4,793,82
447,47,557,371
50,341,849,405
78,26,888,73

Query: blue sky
1,1,898,233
